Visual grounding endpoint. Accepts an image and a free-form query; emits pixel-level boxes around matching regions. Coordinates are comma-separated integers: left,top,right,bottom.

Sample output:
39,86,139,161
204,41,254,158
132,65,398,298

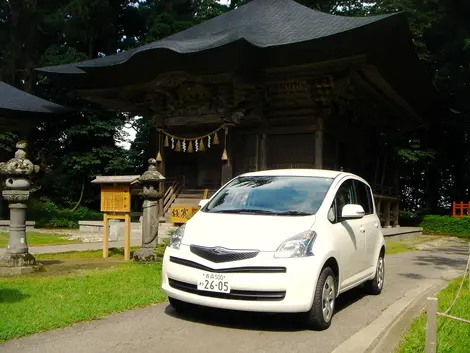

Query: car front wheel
304,267,337,330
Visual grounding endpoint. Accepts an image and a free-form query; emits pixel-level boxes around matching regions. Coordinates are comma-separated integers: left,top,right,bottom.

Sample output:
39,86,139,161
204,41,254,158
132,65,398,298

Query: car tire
168,297,192,313
304,267,337,331
364,253,385,295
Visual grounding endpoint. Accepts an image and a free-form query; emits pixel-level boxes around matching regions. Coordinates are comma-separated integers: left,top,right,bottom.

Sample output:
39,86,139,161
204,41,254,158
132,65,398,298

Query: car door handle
374,223,379,229
360,226,365,233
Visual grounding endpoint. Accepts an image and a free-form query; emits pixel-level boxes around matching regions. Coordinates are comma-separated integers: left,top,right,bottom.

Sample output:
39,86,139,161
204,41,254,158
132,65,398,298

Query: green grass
0,261,166,342
385,235,443,255
0,232,79,247
35,247,141,260
386,241,414,255
397,276,470,353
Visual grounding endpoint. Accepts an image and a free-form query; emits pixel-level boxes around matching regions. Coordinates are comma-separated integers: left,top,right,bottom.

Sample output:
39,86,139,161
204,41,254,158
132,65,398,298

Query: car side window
329,179,356,223
354,180,373,215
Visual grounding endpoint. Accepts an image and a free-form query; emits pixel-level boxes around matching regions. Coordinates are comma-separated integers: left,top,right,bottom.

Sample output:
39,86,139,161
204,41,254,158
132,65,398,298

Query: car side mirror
341,204,365,219
198,199,209,208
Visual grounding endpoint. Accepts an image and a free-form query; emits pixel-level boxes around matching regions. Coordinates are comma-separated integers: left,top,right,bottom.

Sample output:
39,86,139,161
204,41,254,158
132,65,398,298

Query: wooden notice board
100,186,131,213
170,206,199,225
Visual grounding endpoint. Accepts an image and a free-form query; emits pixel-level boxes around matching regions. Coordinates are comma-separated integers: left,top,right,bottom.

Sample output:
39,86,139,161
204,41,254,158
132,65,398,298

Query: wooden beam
315,117,324,169
236,125,318,135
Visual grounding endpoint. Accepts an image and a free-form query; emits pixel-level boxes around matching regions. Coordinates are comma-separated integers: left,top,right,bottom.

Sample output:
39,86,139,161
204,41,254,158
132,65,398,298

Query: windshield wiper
273,211,313,216
210,209,277,215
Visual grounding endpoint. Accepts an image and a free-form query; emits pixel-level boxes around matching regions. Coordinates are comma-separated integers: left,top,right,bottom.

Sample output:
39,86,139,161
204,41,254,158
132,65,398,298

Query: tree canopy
0,0,468,214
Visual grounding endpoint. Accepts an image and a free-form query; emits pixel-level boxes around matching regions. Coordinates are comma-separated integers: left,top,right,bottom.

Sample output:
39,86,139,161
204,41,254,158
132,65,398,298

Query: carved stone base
0,252,37,267
0,265,38,276
133,247,160,263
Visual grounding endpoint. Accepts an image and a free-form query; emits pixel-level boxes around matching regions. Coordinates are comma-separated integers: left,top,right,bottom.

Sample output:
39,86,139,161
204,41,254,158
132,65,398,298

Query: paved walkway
0,239,143,255
1,240,468,353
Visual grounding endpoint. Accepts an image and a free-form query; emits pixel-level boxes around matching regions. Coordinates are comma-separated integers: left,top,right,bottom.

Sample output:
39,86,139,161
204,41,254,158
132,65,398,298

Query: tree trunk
71,181,85,212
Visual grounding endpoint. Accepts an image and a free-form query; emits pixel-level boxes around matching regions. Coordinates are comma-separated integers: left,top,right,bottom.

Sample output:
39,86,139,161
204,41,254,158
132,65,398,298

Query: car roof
240,169,353,179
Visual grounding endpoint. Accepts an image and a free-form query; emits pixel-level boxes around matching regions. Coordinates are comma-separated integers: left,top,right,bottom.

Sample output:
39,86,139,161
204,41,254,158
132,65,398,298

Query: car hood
181,211,316,252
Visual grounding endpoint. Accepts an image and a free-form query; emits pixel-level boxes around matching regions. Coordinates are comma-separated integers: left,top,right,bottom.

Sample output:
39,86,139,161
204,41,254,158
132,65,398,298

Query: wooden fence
425,243,470,352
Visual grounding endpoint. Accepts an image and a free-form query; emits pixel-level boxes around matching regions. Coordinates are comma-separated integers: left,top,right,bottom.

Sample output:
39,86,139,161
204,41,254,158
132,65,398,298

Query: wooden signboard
170,206,199,225
92,175,140,261
100,185,131,213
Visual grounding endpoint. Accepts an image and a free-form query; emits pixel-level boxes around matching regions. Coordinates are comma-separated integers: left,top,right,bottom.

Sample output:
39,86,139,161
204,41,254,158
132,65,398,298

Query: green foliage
28,199,102,229
0,233,78,248
421,215,470,238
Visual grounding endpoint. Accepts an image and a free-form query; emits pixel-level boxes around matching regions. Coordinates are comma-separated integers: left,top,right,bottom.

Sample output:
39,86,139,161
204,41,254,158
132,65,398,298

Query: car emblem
210,247,227,255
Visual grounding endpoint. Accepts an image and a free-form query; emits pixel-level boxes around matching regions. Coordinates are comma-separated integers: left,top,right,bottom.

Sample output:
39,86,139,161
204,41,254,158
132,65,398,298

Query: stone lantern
0,141,39,271
133,158,165,262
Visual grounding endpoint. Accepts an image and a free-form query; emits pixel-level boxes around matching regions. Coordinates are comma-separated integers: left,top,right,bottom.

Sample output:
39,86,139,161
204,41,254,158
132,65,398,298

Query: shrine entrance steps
162,188,217,223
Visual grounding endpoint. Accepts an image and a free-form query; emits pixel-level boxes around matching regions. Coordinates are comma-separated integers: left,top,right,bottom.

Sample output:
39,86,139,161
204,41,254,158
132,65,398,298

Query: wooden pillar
315,117,324,169
221,126,233,186
156,128,165,216
393,201,400,227
384,200,391,228
258,132,267,170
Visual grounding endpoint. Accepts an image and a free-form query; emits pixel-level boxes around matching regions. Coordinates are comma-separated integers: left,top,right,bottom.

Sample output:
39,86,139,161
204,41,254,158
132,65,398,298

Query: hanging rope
157,123,234,153
157,123,233,142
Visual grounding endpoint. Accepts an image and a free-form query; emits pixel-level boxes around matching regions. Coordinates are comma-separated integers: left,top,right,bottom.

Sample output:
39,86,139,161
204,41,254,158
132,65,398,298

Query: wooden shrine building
37,0,444,227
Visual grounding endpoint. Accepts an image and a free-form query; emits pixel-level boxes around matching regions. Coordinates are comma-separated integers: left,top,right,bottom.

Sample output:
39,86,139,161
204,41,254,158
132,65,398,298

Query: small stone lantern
0,141,39,270
133,158,165,262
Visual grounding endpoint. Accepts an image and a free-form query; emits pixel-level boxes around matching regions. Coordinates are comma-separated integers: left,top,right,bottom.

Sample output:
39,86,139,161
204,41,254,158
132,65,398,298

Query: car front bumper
161,245,322,313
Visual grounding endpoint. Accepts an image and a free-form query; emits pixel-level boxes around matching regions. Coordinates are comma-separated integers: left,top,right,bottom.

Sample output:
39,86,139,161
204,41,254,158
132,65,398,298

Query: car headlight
168,224,186,250
274,230,317,258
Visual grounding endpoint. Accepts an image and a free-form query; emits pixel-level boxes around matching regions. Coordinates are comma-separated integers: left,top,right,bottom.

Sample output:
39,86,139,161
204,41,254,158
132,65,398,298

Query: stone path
1,238,468,353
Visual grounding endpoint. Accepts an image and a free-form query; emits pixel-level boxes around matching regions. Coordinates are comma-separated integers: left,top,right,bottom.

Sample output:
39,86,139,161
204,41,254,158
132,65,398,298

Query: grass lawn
397,276,470,353
0,249,166,342
0,232,79,248
385,235,444,255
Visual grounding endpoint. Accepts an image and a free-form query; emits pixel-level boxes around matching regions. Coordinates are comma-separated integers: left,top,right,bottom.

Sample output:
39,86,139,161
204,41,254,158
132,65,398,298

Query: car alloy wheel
305,266,337,330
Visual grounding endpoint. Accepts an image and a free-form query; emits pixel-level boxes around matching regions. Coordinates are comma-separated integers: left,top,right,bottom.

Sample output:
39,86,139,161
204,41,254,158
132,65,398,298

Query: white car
161,169,385,330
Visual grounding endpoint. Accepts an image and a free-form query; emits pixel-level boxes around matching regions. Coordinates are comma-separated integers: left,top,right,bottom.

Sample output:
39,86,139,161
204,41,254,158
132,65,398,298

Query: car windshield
204,175,333,216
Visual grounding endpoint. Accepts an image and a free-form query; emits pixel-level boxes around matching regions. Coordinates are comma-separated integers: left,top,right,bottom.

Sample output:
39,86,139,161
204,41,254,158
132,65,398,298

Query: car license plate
197,273,230,293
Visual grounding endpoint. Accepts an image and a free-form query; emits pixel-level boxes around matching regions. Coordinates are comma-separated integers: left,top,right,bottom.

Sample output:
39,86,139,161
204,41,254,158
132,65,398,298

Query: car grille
170,256,286,273
190,245,259,263
168,278,286,301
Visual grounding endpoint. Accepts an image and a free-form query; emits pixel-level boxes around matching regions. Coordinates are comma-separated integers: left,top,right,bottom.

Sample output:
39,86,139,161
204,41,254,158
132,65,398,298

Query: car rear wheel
168,297,192,313
364,253,385,295
304,267,337,330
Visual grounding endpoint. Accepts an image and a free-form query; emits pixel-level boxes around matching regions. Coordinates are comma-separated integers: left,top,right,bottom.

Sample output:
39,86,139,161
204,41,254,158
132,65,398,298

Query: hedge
27,199,102,229
420,215,470,238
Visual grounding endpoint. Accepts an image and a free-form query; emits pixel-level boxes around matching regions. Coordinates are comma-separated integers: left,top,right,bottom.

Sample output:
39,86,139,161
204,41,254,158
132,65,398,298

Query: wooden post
103,214,109,259
259,133,267,170
376,198,383,227
425,297,438,353
315,117,324,169
124,213,131,261
384,200,391,228
393,201,400,227
254,133,260,171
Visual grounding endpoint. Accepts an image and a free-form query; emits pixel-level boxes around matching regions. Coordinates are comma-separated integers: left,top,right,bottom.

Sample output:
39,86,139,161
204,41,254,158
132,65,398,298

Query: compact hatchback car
161,169,385,330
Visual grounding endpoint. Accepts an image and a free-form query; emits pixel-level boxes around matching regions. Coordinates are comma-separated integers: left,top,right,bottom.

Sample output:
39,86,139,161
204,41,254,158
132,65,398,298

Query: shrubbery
420,215,470,238
28,199,102,229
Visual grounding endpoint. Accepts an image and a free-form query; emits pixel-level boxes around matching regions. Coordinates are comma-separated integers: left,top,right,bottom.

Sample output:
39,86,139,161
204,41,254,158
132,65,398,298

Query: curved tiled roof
0,82,68,115
37,0,398,76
